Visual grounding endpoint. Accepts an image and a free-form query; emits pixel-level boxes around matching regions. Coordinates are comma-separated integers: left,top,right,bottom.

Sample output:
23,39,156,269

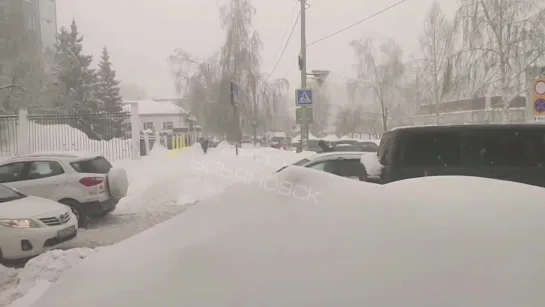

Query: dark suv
373,124,545,187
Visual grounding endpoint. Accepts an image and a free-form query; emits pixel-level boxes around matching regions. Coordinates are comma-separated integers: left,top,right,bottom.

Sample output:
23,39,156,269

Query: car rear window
70,157,112,174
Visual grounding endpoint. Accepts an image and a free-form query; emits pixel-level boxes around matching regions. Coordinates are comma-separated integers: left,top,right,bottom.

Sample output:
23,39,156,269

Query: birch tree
349,38,405,131
418,1,455,122
455,0,545,122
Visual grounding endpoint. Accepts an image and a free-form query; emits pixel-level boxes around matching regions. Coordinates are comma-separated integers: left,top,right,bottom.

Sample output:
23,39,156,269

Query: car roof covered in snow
3,151,101,163
306,151,364,160
390,123,545,132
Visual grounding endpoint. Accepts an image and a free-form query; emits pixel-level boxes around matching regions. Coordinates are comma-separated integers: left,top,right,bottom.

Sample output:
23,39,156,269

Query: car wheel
60,200,88,228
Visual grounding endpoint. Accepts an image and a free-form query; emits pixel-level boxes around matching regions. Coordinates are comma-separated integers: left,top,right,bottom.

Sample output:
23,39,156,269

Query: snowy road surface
55,144,299,249
0,144,302,306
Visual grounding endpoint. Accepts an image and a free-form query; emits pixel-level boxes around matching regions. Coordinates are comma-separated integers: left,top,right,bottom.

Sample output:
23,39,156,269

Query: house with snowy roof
122,99,191,132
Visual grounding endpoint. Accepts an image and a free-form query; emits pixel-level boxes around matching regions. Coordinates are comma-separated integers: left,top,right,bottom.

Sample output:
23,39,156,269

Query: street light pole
299,0,308,151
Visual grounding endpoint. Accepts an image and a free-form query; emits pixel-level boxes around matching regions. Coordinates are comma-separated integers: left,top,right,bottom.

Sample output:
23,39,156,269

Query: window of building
28,16,36,31
143,122,154,131
163,122,173,130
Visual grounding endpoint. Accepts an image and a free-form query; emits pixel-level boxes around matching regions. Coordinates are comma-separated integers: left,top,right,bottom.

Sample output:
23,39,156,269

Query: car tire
60,200,88,228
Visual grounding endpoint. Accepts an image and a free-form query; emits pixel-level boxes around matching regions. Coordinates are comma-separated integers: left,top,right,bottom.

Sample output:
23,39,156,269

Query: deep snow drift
26,169,545,307
1,249,96,306
1,145,304,306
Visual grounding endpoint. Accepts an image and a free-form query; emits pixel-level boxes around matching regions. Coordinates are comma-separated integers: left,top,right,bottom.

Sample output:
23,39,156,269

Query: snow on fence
0,107,142,162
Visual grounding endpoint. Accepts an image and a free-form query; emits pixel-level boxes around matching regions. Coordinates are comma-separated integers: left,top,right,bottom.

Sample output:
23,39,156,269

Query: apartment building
38,0,56,50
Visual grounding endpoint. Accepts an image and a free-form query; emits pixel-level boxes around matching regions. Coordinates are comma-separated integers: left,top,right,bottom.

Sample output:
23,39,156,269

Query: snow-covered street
59,144,302,248
0,144,303,306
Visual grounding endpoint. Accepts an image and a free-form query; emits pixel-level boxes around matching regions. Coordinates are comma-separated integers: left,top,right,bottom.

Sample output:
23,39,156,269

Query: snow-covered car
27,173,545,307
0,184,77,261
278,151,367,180
0,152,129,228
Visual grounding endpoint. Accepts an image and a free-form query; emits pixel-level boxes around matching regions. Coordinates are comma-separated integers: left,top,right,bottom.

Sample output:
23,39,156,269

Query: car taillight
79,177,104,187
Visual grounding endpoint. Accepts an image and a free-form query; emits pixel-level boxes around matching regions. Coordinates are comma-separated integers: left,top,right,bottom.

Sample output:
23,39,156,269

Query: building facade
0,0,42,83
123,100,191,132
38,0,56,50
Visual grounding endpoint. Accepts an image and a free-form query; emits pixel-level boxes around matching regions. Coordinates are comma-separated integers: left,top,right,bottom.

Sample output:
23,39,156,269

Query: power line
273,5,299,59
267,11,300,77
306,0,409,47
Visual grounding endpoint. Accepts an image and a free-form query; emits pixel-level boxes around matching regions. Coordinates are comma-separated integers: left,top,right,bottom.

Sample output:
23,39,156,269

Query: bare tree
169,51,224,133
418,1,455,123
455,0,545,122
349,38,405,131
169,0,290,138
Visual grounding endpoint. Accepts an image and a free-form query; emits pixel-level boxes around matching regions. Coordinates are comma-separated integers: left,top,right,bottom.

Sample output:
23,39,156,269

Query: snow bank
27,169,545,307
360,152,383,177
1,248,96,307
176,146,302,204
30,124,131,161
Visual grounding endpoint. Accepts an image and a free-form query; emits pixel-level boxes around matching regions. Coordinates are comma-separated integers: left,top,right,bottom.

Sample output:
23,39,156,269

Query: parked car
0,152,129,228
330,140,379,152
0,184,78,261
358,140,379,152
368,124,545,186
277,152,368,180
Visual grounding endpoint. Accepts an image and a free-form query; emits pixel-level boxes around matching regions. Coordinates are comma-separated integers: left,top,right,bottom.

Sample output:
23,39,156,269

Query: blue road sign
296,89,312,106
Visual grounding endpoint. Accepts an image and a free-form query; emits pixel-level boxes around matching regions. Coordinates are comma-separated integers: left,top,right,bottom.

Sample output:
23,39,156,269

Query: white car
0,152,129,228
278,152,368,180
0,184,77,260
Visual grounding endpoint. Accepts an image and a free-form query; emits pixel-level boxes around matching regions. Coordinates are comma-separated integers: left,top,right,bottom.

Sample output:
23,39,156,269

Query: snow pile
29,124,131,161
1,248,96,307
360,152,383,177
113,145,204,213
176,146,301,204
25,171,545,307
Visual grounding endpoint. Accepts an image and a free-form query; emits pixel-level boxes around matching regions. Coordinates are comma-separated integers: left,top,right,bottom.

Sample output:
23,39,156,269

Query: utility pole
299,0,308,151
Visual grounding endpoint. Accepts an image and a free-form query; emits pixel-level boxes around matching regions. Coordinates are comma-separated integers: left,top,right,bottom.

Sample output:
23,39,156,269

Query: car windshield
271,136,285,142
307,140,320,148
359,142,379,152
333,145,362,152
292,158,310,166
0,185,25,203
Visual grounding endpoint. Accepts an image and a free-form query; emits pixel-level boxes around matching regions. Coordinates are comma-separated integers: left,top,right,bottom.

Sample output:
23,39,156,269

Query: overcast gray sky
56,0,457,98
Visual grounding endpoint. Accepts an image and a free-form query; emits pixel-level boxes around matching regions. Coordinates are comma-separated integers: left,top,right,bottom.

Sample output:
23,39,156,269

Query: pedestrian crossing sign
296,89,313,106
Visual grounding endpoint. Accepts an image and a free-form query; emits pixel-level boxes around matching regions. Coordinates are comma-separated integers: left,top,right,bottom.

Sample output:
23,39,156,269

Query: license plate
58,226,76,238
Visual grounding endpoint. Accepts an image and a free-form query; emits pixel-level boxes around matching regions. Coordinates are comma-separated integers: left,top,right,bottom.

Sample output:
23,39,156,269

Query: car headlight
0,219,40,228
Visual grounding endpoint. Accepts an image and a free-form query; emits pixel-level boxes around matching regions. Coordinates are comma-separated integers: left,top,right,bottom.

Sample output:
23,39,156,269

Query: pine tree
54,20,101,139
54,19,97,112
96,47,126,138
96,47,122,112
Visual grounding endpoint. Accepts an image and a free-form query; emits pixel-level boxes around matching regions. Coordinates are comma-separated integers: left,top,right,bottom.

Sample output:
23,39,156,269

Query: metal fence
0,115,18,159
27,111,133,161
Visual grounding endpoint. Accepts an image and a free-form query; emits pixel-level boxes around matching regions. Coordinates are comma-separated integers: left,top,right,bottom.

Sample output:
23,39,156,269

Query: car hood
0,196,68,219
